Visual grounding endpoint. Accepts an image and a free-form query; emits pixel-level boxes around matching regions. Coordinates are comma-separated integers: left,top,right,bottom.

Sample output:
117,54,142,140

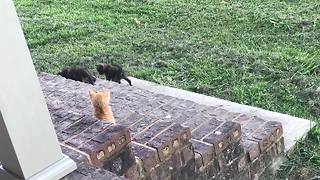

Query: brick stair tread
39,73,284,180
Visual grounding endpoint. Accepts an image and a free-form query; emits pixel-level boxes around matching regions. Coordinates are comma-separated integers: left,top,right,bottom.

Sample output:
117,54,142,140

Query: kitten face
89,91,114,123
96,64,105,75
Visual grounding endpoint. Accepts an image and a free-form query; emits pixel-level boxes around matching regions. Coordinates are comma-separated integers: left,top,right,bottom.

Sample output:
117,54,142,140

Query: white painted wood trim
0,0,76,179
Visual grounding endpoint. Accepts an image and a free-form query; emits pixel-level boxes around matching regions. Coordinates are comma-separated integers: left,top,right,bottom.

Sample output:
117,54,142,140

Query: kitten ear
105,91,111,102
89,90,96,97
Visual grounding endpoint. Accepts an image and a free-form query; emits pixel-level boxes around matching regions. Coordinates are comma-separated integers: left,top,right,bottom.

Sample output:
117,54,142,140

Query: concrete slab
129,77,314,152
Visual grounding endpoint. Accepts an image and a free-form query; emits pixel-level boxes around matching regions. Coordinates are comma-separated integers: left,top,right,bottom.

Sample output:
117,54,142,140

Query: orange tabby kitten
89,90,115,123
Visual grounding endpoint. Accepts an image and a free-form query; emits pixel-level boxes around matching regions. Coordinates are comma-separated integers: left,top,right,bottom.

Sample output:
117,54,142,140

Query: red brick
93,125,131,157
133,121,173,144
63,116,97,136
78,140,105,167
129,115,159,135
220,142,245,165
148,140,173,162
250,121,283,152
63,171,88,179
132,142,159,173
190,139,214,166
233,114,252,125
238,155,248,172
206,160,220,179
68,112,85,121
235,167,250,180
134,158,145,178
121,111,144,127
173,109,200,124
170,99,197,109
267,121,283,141
79,121,111,139
275,137,285,155
194,152,204,172
177,159,196,179
182,113,209,131
60,145,88,163
53,110,72,119
241,116,266,138
242,140,261,162
148,168,159,180
200,106,219,118
65,162,124,179
51,111,73,124
170,152,184,169
260,146,275,167
180,143,195,165
137,95,173,114
203,121,241,154
147,123,191,161
153,162,173,180
191,118,223,140
54,120,74,133
165,106,185,120
219,154,248,179
77,125,131,167
103,145,135,176
124,163,140,180
211,108,240,121
57,131,73,142
249,158,264,179
65,136,90,148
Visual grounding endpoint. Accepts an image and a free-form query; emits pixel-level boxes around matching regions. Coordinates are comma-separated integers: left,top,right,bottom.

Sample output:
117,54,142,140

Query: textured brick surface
250,121,283,153
210,108,241,121
203,121,242,154
147,123,191,162
103,145,135,176
73,125,131,168
241,116,266,139
129,115,160,136
39,73,286,180
191,118,223,140
132,142,159,174
191,139,214,167
62,162,128,180
205,160,220,179
242,140,260,161
63,116,96,136
133,121,173,144
181,143,195,166
61,145,88,163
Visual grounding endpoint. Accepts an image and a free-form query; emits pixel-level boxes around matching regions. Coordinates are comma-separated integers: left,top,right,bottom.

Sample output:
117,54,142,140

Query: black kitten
96,63,132,86
58,67,96,85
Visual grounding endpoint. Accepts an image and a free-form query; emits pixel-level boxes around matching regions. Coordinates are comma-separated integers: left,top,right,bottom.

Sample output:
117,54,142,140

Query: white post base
0,155,77,180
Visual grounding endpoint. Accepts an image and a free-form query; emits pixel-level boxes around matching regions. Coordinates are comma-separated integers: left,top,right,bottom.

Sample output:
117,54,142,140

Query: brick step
39,73,285,180
127,120,283,180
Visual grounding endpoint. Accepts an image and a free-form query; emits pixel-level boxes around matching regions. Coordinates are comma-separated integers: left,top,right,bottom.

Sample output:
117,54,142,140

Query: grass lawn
14,0,319,178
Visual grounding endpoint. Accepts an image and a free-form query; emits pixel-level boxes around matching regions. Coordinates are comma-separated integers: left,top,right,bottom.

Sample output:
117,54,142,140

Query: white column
0,0,76,179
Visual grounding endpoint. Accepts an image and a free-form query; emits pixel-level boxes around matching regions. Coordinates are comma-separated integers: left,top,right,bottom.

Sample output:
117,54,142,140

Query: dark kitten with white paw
58,67,96,85
96,63,132,86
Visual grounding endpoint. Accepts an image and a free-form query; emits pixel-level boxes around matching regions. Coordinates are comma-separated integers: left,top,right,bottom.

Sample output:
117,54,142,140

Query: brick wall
39,74,285,180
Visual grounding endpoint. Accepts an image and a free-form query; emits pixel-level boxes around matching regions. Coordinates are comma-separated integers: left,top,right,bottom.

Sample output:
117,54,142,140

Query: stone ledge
129,76,314,152
38,73,311,179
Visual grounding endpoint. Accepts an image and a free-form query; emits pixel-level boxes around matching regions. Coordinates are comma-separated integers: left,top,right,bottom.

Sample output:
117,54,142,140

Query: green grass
14,0,320,178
